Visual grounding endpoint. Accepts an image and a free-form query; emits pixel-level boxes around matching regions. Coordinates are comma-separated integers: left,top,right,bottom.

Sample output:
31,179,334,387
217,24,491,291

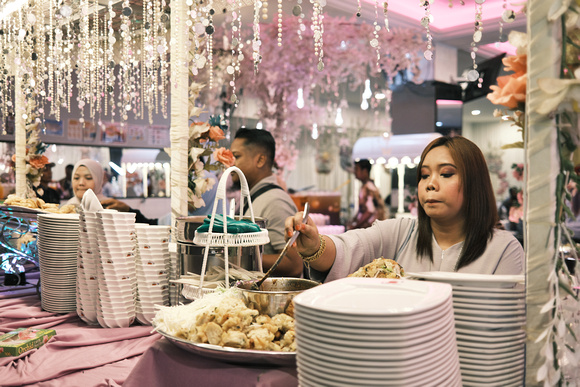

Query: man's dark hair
234,128,276,168
355,159,372,173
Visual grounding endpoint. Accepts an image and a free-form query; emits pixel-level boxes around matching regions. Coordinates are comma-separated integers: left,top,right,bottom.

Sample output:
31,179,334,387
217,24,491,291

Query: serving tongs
251,202,310,290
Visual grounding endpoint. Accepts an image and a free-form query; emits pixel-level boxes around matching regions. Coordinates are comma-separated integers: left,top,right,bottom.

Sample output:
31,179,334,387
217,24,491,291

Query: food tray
193,229,270,247
157,330,295,366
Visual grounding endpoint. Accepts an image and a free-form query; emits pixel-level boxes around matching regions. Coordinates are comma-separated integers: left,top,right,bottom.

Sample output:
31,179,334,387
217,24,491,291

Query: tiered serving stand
190,166,270,298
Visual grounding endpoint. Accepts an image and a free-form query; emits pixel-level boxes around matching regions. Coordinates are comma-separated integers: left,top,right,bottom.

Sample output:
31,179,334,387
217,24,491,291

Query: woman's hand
284,211,320,257
100,198,131,212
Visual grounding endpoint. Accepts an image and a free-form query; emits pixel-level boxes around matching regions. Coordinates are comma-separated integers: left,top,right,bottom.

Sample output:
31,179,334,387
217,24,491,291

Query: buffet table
0,293,298,386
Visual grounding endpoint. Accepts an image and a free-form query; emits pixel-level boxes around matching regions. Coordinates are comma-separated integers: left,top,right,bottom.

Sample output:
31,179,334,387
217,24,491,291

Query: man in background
37,163,60,204
59,164,74,200
231,128,303,277
348,159,386,229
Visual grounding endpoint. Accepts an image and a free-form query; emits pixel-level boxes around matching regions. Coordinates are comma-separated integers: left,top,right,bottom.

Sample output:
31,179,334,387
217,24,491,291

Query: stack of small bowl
76,209,100,325
94,210,137,328
134,224,171,324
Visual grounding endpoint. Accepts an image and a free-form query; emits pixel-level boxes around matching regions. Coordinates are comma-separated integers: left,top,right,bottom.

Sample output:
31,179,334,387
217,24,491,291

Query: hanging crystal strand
142,0,152,122
467,0,485,83
371,0,381,70
33,0,46,120
252,0,261,74
106,0,115,119
160,0,169,118
498,0,514,42
421,0,434,61
120,0,132,123
383,1,390,32
293,0,304,41
356,0,362,17
47,0,56,117
228,0,243,106
312,0,324,71
90,0,100,119
277,0,283,47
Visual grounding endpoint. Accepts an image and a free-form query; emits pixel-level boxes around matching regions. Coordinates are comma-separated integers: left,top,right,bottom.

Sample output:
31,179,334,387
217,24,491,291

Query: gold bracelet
299,235,326,263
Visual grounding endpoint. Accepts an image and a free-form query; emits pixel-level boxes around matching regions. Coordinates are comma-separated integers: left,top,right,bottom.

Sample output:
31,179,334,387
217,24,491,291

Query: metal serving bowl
234,277,320,317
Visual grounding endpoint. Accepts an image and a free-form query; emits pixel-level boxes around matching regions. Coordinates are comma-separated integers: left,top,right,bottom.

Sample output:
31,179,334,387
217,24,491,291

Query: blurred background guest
348,159,386,230
36,162,60,204
58,164,74,200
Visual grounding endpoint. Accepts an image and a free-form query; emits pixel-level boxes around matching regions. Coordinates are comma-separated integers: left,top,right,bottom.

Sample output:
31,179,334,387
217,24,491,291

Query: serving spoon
251,202,310,290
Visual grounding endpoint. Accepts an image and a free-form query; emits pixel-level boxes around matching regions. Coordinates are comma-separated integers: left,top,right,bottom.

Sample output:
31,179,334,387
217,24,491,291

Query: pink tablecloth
0,294,299,387
124,339,298,387
0,295,160,387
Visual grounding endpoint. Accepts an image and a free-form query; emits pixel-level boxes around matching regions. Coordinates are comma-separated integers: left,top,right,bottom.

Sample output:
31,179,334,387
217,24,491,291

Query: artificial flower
208,126,226,142
28,155,49,169
502,54,527,77
189,122,211,139
189,147,205,162
537,68,580,114
213,147,235,167
487,74,526,109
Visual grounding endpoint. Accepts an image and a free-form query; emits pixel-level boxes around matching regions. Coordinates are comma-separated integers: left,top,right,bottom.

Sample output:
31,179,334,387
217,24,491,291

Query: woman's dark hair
416,136,498,270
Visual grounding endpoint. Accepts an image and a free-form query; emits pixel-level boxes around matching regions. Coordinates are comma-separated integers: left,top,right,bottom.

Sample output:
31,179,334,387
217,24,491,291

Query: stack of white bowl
37,213,80,313
94,210,137,328
134,224,171,324
293,277,462,387
407,272,525,386
168,242,179,305
76,209,100,325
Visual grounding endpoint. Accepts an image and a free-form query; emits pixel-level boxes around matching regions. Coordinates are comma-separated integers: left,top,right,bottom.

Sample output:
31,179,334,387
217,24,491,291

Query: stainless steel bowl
234,277,319,317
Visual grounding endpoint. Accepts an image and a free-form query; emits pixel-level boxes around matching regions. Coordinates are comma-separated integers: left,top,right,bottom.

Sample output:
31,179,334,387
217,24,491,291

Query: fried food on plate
348,257,405,279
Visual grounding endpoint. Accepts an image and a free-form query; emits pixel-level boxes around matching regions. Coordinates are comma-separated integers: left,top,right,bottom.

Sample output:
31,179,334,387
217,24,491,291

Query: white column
14,71,27,197
169,0,189,235
525,0,559,383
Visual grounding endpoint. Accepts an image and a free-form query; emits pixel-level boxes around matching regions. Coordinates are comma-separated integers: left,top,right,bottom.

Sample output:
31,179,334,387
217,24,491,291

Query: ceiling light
471,110,481,116
311,123,319,140
362,79,372,100
375,93,385,100
361,98,369,111
335,108,344,126
436,121,443,127
502,115,510,120
296,88,304,109
256,121,263,129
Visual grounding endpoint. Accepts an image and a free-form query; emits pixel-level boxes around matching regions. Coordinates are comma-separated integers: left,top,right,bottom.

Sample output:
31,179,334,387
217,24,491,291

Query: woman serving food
285,136,524,282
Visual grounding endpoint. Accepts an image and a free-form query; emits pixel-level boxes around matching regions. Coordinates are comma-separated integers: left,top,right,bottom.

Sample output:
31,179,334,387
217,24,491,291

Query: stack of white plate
293,277,462,387
76,209,100,325
407,272,525,387
134,224,171,324
94,210,137,328
37,213,80,313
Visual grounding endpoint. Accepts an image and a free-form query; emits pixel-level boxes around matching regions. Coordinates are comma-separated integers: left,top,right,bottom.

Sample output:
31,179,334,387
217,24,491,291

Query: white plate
451,284,525,293
295,295,453,327
298,355,461,387
297,338,456,380
453,307,525,317
296,327,457,366
456,337,525,350
293,277,452,316
452,296,525,306
461,371,524,385
452,289,525,299
454,313,526,324
406,272,524,287
295,311,455,346
458,346,524,361
458,342,524,355
460,358,524,371
456,331,525,343
460,363,524,377
459,352,524,366
455,319,526,330
295,305,452,333
296,314,455,354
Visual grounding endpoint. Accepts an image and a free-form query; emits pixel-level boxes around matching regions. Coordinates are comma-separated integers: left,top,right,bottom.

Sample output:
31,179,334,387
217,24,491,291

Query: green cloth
196,214,261,234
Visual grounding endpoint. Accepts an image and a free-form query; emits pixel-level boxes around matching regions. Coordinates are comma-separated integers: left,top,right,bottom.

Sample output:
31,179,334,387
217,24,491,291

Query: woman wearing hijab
66,159,108,205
